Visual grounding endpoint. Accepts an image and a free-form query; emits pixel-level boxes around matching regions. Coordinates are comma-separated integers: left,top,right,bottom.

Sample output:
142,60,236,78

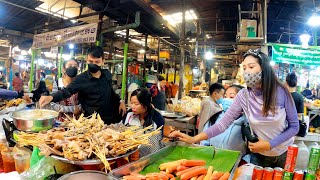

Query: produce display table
164,116,196,135
110,143,241,180
295,132,320,142
308,109,320,122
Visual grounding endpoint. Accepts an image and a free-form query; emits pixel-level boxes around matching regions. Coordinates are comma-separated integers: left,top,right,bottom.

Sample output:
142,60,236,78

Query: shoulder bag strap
245,89,255,136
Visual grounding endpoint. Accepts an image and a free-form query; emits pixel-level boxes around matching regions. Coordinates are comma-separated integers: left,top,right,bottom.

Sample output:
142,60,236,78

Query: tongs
35,102,41,109
211,146,216,160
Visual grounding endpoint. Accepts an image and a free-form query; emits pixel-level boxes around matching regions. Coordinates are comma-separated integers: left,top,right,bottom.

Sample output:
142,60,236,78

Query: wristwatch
120,100,125,103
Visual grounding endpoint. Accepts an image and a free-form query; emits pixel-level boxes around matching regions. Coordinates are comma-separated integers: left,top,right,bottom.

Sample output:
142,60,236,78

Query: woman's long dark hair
244,50,292,116
131,88,154,127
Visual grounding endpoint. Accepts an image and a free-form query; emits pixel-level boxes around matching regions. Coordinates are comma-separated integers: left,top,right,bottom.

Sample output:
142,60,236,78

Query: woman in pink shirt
12,72,23,92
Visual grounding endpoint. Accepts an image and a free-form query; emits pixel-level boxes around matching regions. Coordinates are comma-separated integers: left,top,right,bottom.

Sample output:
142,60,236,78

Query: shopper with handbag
285,72,307,137
169,49,299,168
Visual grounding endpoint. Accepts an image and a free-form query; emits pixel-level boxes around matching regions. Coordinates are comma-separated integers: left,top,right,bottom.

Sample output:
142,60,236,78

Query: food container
1,148,15,173
10,109,58,132
57,170,110,180
14,152,30,173
110,143,241,180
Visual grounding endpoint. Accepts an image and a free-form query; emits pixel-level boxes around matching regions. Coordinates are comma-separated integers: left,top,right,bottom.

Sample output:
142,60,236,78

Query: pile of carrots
122,159,230,180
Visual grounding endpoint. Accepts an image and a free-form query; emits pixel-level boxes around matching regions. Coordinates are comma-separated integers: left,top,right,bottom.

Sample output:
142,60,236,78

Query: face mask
65,67,78,78
244,71,262,88
216,96,223,105
222,98,234,111
88,64,101,73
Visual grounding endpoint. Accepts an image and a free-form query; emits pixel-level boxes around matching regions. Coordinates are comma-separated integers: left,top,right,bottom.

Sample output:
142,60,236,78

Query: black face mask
65,67,78,78
88,64,101,73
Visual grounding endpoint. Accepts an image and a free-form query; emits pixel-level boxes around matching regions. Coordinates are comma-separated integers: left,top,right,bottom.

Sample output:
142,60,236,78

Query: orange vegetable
211,172,224,180
191,177,198,180
147,173,169,180
203,166,213,180
181,160,206,167
130,172,146,179
166,165,178,174
159,160,185,171
160,171,174,178
197,175,205,180
180,167,207,180
123,175,144,180
176,166,201,177
170,178,176,180
218,172,230,180
177,165,188,171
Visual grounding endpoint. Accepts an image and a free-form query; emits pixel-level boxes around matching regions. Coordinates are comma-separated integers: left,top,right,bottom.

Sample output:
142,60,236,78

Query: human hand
169,130,195,144
248,138,271,153
74,105,81,115
22,95,32,104
119,102,126,117
39,96,53,108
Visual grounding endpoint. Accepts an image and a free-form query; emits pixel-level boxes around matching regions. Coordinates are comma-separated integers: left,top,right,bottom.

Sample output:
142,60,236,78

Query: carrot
203,166,214,180
176,166,201,177
159,160,185,170
191,177,198,180
218,172,230,180
130,172,146,179
170,178,176,180
123,175,144,180
211,172,224,180
146,173,168,180
180,167,207,180
181,160,206,167
160,171,174,178
166,165,178,174
177,165,188,171
197,175,205,180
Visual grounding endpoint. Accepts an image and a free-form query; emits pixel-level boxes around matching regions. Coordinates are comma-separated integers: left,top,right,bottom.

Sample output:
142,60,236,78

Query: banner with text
32,23,98,49
272,45,320,66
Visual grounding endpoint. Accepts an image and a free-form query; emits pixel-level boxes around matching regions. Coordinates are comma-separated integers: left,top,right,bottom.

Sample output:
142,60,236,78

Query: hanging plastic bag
20,157,79,180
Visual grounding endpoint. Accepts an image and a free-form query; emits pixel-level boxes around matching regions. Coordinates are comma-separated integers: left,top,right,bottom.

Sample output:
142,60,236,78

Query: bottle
295,141,309,170
307,142,319,153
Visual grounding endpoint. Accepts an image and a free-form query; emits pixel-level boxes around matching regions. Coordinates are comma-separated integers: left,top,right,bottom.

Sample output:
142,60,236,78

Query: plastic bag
232,163,255,180
20,157,79,180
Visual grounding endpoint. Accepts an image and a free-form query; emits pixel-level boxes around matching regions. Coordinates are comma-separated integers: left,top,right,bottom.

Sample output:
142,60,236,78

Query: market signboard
32,23,98,49
272,45,320,66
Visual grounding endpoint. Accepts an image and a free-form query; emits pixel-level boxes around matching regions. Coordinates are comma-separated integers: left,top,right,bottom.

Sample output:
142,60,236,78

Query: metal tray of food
109,142,241,180
161,112,186,119
51,145,141,165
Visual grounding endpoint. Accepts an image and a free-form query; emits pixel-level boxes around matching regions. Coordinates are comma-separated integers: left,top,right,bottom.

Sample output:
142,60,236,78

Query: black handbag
296,116,307,137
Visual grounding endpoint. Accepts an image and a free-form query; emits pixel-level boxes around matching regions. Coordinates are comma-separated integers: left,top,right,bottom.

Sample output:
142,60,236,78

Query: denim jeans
250,152,287,168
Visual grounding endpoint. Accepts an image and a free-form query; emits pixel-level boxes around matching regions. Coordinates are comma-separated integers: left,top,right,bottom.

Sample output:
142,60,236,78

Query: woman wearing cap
170,49,299,168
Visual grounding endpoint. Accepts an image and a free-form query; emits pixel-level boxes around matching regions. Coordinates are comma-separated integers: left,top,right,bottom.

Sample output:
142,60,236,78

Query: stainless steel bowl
58,170,110,180
10,109,59,132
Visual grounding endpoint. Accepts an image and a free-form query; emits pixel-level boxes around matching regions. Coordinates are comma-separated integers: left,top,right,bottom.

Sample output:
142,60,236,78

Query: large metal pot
58,170,110,180
10,109,59,132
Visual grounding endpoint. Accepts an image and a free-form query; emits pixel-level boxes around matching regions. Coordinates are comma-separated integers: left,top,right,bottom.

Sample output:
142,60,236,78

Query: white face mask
243,71,262,88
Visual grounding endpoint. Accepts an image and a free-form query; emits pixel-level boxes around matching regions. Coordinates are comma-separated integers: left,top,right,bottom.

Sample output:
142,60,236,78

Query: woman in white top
122,88,165,156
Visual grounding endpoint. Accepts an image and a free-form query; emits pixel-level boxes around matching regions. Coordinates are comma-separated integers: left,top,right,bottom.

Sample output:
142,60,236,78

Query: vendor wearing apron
169,49,299,168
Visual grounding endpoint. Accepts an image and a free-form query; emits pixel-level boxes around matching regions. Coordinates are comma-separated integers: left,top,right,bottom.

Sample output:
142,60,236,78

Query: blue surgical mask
216,97,223,105
222,98,234,111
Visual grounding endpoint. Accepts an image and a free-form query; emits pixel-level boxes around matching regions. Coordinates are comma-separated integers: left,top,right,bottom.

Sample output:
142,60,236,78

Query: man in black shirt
285,72,304,119
39,46,126,124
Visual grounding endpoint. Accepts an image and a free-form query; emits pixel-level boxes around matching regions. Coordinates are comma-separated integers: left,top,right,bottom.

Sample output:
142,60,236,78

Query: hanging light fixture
300,33,311,48
308,12,320,26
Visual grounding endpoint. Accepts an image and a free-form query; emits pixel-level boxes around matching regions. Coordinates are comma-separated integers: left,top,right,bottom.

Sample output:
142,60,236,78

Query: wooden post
143,34,148,86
